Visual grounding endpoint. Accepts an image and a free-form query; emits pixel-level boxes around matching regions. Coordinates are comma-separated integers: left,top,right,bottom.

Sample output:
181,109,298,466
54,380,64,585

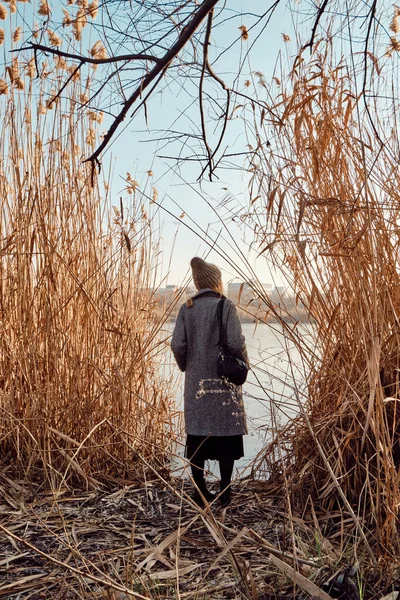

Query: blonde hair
186,282,224,308
213,281,224,295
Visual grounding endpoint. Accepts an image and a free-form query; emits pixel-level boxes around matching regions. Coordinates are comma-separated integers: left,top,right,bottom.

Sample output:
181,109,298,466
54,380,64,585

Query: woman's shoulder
186,290,222,305
223,297,236,311
178,302,189,314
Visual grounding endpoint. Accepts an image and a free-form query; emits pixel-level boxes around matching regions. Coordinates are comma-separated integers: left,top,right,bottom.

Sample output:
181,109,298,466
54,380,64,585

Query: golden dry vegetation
248,42,400,558
0,25,175,489
1,2,400,599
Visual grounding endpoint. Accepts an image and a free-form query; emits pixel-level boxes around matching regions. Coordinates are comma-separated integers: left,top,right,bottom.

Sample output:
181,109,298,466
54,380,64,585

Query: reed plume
0,37,175,488
250,42,400,552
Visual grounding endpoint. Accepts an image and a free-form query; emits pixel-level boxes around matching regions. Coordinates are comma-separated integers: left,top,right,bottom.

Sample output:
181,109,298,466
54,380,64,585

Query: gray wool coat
171,289,248,437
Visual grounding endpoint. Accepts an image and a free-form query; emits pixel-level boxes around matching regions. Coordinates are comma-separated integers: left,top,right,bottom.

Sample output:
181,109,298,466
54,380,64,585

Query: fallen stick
269,553,332,600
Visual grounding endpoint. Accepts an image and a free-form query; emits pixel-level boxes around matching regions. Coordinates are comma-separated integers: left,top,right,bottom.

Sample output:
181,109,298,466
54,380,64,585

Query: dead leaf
238,25,248,40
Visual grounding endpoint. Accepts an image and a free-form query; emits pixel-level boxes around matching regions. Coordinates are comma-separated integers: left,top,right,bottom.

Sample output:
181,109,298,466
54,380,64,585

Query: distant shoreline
165,315,311,325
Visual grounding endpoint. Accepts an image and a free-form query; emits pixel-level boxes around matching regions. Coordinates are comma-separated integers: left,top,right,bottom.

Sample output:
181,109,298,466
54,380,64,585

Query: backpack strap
217,297,227,350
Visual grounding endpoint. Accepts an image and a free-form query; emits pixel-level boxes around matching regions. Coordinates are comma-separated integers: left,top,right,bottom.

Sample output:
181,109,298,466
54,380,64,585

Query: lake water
166,321,313,481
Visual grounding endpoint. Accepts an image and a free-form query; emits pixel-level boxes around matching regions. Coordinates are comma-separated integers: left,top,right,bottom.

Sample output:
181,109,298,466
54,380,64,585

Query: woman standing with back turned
171,257,248,507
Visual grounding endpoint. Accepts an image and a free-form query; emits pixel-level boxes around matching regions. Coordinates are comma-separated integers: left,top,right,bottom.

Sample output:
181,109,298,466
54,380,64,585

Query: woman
171,257,248,507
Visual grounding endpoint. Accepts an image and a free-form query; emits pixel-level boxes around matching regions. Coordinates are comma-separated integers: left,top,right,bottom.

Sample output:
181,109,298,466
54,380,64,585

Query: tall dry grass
247,41,400,552
0,24,175,488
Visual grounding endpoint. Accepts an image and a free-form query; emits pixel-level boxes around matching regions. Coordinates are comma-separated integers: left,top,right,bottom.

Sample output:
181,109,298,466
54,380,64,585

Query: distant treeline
156,295,311,324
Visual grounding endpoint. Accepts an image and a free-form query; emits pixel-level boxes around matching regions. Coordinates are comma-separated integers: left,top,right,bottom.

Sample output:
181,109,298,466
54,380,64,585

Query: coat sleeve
171,305,187,372
224,301,249,365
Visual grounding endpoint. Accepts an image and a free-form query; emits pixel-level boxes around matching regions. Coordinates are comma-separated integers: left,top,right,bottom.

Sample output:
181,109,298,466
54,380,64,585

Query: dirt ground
0,469,396,599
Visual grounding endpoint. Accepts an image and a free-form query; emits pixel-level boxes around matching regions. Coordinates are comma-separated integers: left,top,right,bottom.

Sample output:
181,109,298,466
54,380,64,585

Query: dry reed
0,21,175,488
247,40,400,554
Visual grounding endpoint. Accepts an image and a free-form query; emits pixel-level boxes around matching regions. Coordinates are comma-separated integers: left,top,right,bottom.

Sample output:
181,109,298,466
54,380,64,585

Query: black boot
219,487,231,507
219,458,234,507
193,487,216,507
191,456,216,507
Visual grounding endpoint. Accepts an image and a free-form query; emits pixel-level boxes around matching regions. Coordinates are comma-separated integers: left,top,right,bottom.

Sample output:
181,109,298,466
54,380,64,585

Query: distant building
155,284,196,303
270,286,287,301
261,282,274,292
155,284,179,300
227,282,245,303
227,281,274,305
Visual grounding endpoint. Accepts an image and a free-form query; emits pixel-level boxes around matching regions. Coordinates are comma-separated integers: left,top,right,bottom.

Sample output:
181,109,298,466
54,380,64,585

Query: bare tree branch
14,43,161,65
198,9,214,180
12,0,395,181
201,59,231,180
84,0,220,172
301,0,331,54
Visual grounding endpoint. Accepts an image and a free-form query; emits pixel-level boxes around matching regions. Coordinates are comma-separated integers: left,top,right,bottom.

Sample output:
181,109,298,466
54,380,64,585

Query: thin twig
48,64,81,107
198,9,214,180
301,0,331,53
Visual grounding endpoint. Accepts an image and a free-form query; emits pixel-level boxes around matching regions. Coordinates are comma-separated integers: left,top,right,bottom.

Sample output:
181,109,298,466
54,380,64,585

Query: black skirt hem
185,434,244,461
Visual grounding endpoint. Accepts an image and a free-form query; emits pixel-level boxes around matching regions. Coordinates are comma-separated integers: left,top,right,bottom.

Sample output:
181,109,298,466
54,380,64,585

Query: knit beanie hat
190,257,222,291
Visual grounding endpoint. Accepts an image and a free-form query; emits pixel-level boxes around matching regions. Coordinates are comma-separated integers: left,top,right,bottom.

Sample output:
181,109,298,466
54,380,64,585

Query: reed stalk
0,18,175,487
248,40,400,552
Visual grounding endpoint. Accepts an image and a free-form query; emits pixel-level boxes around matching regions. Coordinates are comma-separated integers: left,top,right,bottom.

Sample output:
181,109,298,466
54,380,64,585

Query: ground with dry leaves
0,469,398,600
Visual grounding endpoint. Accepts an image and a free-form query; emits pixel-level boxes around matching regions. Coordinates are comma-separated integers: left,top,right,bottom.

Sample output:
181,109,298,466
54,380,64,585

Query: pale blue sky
104,1,298,287
3,0,297,287
5,0,394,288
113,0,394,288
